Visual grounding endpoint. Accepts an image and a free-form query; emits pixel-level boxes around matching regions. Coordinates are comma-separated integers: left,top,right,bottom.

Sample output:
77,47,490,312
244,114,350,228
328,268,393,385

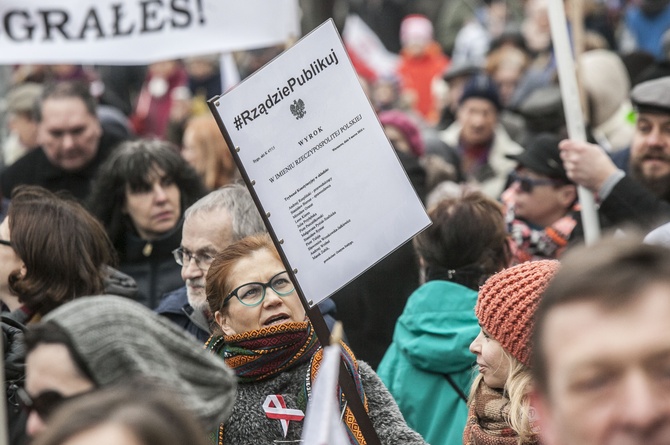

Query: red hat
475,260,560,366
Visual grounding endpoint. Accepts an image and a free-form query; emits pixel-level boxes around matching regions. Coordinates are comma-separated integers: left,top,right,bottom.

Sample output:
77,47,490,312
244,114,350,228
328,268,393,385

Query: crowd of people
3,0,670,444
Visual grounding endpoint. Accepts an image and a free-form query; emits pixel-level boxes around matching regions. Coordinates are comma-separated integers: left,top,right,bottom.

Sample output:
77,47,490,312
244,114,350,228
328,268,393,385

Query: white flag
301,344,350,445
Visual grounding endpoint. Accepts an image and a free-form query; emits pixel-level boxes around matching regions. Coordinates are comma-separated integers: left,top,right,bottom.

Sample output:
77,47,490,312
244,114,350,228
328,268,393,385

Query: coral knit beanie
475,260,560,367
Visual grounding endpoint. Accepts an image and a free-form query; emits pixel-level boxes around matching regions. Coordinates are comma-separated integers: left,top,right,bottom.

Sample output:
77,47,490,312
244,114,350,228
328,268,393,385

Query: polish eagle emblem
290,99,306,119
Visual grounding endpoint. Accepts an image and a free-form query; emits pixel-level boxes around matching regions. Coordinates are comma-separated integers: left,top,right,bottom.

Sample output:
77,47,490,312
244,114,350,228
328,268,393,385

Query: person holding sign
204,233,427,445
559,76,670,232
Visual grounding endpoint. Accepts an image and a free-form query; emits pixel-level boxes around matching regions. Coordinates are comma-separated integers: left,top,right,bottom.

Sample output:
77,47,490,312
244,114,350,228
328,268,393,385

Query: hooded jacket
377,280,479,445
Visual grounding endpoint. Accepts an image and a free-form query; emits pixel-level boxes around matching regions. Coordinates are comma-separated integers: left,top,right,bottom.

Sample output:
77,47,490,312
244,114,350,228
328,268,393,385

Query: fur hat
43,295,237,430
475,260,560,366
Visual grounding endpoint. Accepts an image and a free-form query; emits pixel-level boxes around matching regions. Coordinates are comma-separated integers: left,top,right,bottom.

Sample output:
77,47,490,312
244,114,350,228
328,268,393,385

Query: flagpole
547,0,601,245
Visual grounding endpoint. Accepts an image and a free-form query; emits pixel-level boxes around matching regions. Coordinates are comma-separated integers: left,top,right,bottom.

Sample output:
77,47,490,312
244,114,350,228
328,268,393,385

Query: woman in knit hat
205,232,427,445
465,259,560,445
379,109,425,158
21,295,236,438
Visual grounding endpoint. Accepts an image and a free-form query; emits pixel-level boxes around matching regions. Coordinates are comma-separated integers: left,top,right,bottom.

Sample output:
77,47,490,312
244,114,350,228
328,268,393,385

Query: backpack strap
443,373,468,403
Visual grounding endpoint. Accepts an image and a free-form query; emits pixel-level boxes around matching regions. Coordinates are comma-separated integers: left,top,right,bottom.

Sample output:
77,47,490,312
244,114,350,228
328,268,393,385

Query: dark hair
206,233,279,317
35,80,97,122
31,385,210,445
87,139,206,248
414,191,510,290
8,186,116,316
531,236,670,394
24,322,96,383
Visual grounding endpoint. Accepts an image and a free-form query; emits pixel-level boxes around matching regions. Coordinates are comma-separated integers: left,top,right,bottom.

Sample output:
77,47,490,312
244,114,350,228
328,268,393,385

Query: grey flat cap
631,76,670,114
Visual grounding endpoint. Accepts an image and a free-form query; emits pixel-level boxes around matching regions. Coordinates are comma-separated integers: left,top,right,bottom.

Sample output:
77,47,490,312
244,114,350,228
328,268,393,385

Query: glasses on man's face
224,271,295,308
16,387,79,420
510,171,565,194
0,239,11,247
172,247,214,270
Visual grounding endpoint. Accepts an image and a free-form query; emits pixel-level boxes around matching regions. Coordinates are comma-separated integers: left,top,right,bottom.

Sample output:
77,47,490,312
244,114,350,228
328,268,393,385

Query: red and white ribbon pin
262,394,305,438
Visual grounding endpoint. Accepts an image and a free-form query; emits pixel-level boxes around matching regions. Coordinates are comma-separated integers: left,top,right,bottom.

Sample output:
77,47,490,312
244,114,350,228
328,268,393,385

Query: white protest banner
0,0,300,64
211,20,430,307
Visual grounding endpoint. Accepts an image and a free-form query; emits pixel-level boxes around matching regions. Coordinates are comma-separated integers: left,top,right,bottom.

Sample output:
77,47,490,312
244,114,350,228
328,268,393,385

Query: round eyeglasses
224,271,295,307
172,247,215,270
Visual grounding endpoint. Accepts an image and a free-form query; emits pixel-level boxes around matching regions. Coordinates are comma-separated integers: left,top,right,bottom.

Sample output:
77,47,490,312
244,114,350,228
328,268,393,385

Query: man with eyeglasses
156,183,343,342
501,132,579,263
0,80,128,201
155,184,266,342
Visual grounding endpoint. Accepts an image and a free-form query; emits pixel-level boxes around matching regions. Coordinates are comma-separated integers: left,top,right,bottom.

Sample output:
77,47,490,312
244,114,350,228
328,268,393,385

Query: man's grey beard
186,283,209,313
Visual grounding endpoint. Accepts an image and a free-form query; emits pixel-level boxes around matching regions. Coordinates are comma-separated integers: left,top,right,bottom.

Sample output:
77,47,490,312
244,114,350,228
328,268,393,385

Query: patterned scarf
206,321,320,383
305,341,368,444
207,321,368,445
463,379,519,445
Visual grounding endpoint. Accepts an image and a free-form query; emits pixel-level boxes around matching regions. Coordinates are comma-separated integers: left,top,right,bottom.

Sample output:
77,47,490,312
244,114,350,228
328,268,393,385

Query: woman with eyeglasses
204,233,427,445
501,132,580,264
87,139,206,309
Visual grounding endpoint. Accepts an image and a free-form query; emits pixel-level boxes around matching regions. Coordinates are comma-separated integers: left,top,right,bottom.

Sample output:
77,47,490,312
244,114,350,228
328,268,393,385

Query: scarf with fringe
207,321,368,444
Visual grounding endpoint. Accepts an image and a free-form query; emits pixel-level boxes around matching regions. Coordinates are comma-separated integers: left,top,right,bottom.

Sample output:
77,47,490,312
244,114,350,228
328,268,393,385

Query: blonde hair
468,350,537,445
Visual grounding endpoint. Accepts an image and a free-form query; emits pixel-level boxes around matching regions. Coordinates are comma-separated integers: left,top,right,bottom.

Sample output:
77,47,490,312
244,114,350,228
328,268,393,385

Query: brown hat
6,82,43,115
475,260,560,366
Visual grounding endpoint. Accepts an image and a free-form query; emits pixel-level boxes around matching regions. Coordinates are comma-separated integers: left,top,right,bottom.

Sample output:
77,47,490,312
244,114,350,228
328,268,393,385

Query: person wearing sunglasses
501,132,579,264
30,385,212,445
21,295,236,439
204,232,427,445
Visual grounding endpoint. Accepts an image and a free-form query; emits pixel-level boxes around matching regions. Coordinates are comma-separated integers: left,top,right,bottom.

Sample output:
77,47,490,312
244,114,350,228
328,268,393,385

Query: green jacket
377,280,479,445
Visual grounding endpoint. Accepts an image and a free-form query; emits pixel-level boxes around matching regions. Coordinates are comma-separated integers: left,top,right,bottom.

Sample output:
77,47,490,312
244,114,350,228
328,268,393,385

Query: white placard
211,20,430,306
0,0,299,64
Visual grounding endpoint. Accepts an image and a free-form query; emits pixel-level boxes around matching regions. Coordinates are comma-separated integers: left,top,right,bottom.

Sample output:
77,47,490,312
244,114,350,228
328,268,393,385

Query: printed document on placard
210,20,430,306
